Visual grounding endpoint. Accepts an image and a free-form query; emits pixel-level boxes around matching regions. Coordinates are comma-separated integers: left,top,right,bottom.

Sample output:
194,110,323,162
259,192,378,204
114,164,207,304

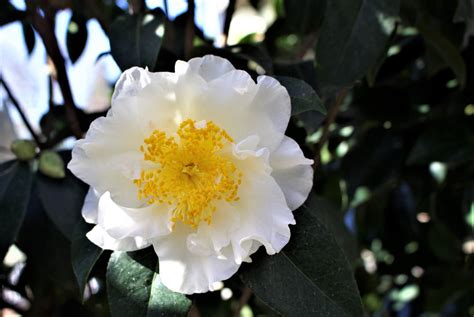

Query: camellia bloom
68,55,313,294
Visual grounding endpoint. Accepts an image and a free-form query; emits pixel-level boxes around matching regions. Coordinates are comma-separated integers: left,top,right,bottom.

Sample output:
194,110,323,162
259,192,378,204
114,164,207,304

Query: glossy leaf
276,76,326,116
407,118,474,165
71,220,103,298
109,9,166,71
0,161,33,259
37,153,89,240
66,13,89,64
417,18,467,88
241,192,363,317
107,249,192,317
284,0,326,34
317,0,400,88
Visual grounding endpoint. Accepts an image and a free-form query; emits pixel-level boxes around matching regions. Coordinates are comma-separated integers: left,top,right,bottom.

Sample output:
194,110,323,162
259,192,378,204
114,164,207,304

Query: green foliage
316,0,400,89
0,161,33,259
241,193,362,317
275,76,326,115
107,250,192,317
71,221,103,299
109,9,166,71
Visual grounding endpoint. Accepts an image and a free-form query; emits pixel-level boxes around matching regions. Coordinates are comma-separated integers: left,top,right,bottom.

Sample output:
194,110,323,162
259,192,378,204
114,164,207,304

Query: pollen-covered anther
134,119,242,228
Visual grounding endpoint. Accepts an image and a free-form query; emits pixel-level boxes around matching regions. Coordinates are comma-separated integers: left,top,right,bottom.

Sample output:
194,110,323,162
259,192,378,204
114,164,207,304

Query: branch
163,0,169,17
222,0,236,46
185,0,195,59
233,287,252,317
0,77,45,149
295,31,319,60
128,0,146,14
313,88,349,169
27,4,83,138
84,0,111,34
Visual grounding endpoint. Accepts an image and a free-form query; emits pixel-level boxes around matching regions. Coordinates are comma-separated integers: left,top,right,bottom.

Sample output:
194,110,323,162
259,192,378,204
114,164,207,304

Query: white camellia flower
68,55,313,294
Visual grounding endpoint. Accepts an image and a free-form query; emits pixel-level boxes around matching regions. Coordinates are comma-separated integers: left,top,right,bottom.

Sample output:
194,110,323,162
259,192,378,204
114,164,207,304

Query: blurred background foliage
1,0,474,316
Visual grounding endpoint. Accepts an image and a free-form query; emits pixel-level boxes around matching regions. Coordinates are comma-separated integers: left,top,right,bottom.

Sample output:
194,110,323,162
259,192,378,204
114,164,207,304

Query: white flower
68,55,314,294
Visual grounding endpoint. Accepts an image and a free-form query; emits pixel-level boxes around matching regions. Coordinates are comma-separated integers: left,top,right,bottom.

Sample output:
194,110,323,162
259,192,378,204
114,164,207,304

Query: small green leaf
71,220,103,299
241,192,363,317
275,76,326,115
109,9,166,71
39,150,65,179
10,139,36,161
107,249,192,317
0,161,33,259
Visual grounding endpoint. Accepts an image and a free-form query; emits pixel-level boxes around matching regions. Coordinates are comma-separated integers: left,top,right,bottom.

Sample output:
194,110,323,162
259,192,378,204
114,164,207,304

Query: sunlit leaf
109,9,166,71
241,192,363,317
107,249,192,317
275,76,326,115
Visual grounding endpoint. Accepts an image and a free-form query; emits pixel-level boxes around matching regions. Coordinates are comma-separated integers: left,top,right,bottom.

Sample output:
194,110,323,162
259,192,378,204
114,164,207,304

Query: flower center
134,119,242,228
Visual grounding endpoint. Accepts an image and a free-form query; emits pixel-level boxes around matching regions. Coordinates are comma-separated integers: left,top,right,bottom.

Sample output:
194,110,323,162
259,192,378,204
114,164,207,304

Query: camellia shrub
1,0,473,316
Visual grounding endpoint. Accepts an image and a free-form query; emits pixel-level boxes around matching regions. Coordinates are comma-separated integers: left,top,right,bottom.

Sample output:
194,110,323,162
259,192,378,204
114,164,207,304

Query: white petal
87,225,149,251
173,56,291,152
229,167,295,263
270,136,314,210
82,187,100,224
252,76,291,137
189,138,294,265
187,55,235,81
153,224,240,294
112,67,152,102
96,192,172,240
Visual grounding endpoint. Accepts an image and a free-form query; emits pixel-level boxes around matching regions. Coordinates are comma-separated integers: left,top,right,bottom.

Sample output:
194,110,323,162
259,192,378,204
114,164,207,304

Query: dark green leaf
453,0,474,23
21,20,36,55
0,161,33,259
0,0,26,26
66,13,89,64
417,17,467,88
284,0,326,34
241,192,363,317
71,220,103,299
307,195,358,262
37,156,88,240
107,249,192,317
109,9,166,71
316,0,400,88
407,118,474,165
275,76,326,115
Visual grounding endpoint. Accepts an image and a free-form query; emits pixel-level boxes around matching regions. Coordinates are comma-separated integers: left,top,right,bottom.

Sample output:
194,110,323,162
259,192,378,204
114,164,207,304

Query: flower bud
10,139,37,161
39,151,66,179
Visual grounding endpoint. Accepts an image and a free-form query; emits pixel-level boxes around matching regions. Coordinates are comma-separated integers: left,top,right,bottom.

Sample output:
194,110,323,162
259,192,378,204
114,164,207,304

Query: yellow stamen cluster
134,119,242,228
